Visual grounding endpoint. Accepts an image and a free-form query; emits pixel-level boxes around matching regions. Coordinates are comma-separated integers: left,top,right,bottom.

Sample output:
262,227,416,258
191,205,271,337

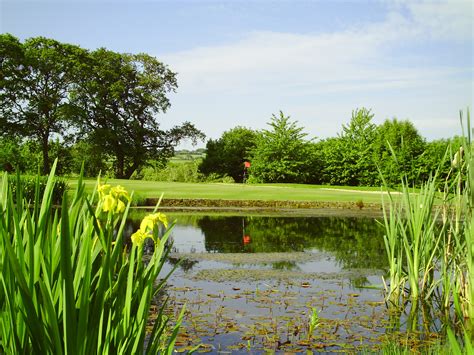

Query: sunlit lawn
69,179,396,204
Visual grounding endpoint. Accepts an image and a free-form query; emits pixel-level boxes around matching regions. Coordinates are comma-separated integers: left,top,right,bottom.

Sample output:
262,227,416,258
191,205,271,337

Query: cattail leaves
381,109,473,349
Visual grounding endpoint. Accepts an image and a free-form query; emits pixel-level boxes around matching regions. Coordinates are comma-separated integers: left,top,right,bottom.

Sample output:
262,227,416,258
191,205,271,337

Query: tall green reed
381,108,473,342
381,159,443,305
0,162,182,354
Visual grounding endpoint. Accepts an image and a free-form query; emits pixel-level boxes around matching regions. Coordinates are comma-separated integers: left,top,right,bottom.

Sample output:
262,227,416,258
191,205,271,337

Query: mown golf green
70,179,393,204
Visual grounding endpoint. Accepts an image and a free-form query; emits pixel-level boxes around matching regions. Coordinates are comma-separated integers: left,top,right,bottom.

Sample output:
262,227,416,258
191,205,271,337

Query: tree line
200,109,461,186
0,34,204,178
0,34,461,186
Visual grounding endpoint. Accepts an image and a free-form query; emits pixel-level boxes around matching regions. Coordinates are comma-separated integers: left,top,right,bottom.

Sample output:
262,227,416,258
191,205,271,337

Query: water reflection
125,214,387,270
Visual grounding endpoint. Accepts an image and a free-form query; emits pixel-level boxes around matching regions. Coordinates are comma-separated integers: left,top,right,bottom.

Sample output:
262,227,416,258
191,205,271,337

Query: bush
203,173,235,183
7,174,68,205
139,160,203,183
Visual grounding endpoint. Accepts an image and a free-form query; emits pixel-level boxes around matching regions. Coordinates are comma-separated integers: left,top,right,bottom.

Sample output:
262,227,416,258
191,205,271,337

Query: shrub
140,160,203,183
203,173,235,183
7,174,68,205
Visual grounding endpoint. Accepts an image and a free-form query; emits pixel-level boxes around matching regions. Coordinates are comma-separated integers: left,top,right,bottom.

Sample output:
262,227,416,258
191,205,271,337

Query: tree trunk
116,153,125,179
124,161,140,179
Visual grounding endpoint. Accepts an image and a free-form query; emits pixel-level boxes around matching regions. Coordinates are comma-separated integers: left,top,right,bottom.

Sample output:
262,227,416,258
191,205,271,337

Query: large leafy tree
71,49,204,178
249,111,315,183
336,108,378,185
0,34,86,174
320,108,377,186
373,118,426,186
199,126,258,182
318,137,345,185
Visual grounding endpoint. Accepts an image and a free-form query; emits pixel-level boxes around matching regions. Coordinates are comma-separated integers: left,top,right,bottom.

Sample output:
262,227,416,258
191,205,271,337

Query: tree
72,48,204,178
337,108,378,186
373,118,426,186
199,126,258,182
318,137,345,185
0,137,23,172
71,49,205,178
249,111,315,183
0,34,86,174
417,136,463,185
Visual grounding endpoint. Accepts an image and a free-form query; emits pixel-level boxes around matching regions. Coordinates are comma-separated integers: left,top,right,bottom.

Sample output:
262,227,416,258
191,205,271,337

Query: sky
1,0,473,148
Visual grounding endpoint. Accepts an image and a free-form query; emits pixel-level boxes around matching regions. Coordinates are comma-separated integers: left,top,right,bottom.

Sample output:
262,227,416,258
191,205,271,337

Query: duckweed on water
170,251,326,264
191,268,384,282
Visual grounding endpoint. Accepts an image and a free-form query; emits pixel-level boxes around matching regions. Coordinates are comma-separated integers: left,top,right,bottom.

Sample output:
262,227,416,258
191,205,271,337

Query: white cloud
163,1,471,95
402,0,473,41
161,0,472,143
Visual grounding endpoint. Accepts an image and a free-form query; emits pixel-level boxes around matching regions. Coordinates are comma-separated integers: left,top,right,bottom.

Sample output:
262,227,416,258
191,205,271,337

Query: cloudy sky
2,0,473,147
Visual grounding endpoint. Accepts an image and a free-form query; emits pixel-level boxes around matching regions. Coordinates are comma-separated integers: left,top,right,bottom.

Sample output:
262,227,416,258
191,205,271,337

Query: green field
70,179,395,204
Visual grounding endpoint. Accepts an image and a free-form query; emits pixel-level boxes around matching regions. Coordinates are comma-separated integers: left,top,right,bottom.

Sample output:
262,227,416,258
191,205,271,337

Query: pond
127,212,441,353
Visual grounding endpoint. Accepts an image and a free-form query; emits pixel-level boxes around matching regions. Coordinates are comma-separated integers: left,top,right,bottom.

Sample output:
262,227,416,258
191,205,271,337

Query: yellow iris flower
97,183,111,198
110,185,130,200
140,212,168,232
131,230,147,246
131,212,168,247
98,182,129,214
102,194,116,212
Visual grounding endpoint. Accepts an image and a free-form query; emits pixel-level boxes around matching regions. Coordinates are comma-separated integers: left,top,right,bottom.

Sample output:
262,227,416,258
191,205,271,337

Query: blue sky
1,0,473,148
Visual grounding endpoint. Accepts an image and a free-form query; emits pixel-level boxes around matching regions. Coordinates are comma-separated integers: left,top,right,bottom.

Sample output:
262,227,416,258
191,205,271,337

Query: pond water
127,212,441,353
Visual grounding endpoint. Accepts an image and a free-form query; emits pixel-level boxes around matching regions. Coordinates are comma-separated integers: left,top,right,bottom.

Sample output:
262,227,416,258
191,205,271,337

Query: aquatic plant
381,108,473,343
0,163,182,353
450,109,474,324
307,307,320,341
447,327,473,354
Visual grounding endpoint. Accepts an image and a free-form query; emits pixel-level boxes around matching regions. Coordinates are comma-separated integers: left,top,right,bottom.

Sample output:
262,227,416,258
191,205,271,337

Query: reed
381,189,405,306
454,109,474,324
0,163,182,354
381,109,473,336
381,164,442,305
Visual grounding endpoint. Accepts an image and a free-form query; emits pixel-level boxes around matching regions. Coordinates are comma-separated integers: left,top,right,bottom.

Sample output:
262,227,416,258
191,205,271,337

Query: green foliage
6,174,68,205
69,141,114,177
71,49,205,178
381,109,472,346
139,160,203,182
249,111,316,183
339,108,378,186
138,160,236,183
0,136,23,172
200,126,258,182
317,137,343,185
319,108,378,186
0,34,87,174
373,118,426,186
0,34,204,179
0,163,182,353
417,137,464,185
308,307,320,341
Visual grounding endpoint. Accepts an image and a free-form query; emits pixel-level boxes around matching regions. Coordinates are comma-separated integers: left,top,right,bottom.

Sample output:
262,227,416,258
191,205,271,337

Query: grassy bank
69,179,393,205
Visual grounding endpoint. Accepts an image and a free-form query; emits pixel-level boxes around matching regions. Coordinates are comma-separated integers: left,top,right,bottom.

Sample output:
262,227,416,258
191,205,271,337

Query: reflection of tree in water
198,216,246,253
271,261,299,271
197,216,387,270
124,215,388,270
167,256,199,272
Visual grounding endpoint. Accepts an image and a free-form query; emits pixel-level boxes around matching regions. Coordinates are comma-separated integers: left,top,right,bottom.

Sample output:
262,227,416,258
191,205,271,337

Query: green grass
69,179,392,204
